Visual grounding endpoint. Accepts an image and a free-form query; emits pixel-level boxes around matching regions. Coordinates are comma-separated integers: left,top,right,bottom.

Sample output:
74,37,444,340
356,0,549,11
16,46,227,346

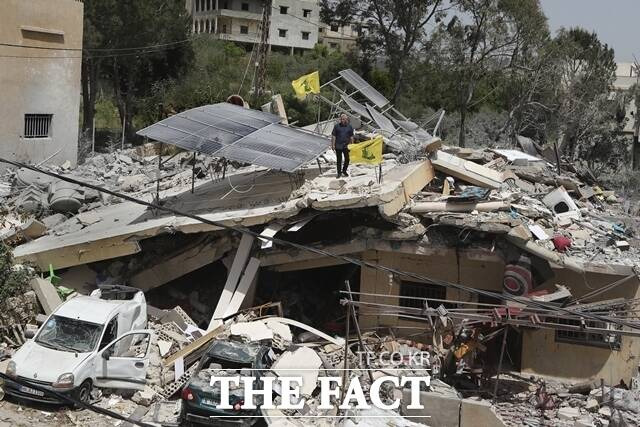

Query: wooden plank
163,324,224,367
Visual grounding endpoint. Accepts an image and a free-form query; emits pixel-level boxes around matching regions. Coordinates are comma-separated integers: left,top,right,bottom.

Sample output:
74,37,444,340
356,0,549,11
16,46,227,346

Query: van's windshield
35,315,103,353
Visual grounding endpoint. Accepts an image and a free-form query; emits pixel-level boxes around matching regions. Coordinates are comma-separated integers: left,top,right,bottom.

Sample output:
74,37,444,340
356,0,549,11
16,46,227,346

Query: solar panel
366,105,396,133
339,69,390,108
340,94,371,120
137,103,329,172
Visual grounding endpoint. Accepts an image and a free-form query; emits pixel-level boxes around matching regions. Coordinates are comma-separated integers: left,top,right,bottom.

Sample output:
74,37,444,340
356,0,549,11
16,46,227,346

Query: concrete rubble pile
0,144,230,244
411,145,640,273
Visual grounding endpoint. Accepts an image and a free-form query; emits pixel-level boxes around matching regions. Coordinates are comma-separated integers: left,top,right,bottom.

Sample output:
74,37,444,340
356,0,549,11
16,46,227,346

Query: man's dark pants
336,148,349,175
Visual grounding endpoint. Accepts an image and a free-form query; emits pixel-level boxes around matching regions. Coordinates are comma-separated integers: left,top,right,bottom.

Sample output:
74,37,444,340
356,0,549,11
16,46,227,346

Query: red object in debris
552,235,572,252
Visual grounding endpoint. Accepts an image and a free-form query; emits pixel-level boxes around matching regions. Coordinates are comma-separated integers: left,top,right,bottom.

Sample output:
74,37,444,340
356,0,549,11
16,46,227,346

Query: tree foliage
321,0,447,102
82,0,194,142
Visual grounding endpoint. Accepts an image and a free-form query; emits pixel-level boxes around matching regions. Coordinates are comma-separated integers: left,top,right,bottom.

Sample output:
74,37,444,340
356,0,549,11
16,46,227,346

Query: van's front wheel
73,380,92,407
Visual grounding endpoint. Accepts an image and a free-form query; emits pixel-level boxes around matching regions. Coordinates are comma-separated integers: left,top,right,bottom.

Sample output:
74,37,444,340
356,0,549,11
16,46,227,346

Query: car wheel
73,380,92,407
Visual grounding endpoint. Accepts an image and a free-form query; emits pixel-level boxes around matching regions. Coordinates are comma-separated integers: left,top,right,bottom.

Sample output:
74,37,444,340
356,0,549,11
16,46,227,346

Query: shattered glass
35,315,102,353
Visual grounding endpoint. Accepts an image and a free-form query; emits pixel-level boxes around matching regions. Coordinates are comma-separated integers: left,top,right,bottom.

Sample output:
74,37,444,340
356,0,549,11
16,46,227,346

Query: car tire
73,380,92,407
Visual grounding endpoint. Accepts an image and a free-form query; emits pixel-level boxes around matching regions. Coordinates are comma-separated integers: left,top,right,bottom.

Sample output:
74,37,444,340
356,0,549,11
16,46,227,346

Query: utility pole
633,60,640,170
253,0,272,100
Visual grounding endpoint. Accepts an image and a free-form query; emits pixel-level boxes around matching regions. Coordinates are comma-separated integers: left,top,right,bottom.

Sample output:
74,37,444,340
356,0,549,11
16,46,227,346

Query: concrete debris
271,347,322,396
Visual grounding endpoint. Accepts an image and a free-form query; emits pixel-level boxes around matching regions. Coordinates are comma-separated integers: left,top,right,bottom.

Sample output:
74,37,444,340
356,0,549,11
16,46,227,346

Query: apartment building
318,22,359,52
188,0,319,54
0,0,83,169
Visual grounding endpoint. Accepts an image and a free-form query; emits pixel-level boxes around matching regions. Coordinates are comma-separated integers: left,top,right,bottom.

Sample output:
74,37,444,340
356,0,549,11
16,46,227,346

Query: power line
0,39,192,52
0,43,190,60
0,156,636,333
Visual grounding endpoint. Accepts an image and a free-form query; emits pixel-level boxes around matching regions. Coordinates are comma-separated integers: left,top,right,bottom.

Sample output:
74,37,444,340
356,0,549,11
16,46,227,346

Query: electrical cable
0,39,192,52
0,157,637,332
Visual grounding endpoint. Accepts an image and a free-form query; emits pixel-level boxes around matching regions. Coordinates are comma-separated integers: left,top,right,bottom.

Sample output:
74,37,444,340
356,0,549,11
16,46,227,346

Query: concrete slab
401,390,460,427
271,347,322,396
230,321,274,342
460,398,505,427
29,277,62,315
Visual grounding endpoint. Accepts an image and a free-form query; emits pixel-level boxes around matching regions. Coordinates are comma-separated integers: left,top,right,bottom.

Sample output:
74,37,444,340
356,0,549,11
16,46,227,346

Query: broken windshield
35,315,103,353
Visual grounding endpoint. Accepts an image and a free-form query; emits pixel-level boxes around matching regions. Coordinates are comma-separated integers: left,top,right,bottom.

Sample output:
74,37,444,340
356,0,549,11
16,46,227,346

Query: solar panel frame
338,69,390,108
136,103,329,172
366,105,396,133
340,94,372,120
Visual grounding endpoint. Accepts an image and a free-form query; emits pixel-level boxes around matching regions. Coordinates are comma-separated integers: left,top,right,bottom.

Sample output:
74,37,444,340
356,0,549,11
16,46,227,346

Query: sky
540,0,637,62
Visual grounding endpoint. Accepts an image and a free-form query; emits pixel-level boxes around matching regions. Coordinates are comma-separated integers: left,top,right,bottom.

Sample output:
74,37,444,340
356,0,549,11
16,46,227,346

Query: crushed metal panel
366,105,396,133
396,119,433,140
339,69,390,108
340,94,372,120
137,103,326,172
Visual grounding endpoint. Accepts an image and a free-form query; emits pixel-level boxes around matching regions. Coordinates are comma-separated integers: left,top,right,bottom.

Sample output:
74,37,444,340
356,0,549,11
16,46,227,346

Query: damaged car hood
11,341,92,383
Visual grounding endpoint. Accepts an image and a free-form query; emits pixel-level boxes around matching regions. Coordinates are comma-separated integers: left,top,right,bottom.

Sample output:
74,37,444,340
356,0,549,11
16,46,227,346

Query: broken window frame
301,31,310,40
302,8,312,18
555,317,622,350
279,5,288,14
278,28,287,38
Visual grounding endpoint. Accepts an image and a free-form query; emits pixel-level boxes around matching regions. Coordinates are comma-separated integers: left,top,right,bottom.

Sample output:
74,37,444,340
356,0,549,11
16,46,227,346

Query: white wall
0,0,83,168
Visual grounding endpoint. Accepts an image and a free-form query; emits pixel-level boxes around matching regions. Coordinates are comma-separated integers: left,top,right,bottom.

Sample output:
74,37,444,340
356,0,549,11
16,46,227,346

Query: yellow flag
291,71,320,99
349,135,383,165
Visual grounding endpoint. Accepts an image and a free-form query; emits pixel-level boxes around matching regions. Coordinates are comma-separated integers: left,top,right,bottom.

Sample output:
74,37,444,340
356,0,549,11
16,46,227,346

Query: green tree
82,0,194,143
321,0,447,102
432,0,547,147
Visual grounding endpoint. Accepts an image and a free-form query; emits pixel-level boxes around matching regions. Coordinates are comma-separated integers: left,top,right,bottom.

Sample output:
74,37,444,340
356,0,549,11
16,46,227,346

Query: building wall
359,249,640,384
270,0,319,50
188,0,319,52
319,23,358,52
520,269,640,383
0,0,83,168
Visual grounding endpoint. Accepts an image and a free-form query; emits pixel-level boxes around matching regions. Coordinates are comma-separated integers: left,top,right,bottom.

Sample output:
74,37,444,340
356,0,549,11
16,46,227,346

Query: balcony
215,32,259,44
215,8,261,21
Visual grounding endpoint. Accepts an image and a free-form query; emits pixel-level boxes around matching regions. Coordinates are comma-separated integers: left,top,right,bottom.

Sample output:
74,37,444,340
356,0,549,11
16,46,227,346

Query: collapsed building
1,69,640,426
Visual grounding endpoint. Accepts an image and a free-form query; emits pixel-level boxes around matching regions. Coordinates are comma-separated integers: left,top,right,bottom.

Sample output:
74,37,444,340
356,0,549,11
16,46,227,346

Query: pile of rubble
0,144,230,244
410,146,640,273
492,374,640,426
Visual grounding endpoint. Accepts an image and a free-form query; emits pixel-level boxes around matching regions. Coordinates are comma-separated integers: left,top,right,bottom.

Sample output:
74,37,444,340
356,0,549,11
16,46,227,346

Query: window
319,27,324,33
280,6,288,14
241,2,249,11
206,19,210,32
399,281,448,311
278,28,287,38
201,0,205,12
99,317,118,350
222,24,227,34
24,114,52,138
206,0,210,10
331,24,339,32
329,42,338,49
303,9,312,18
240,25,249,34
556,318,621,350
301,31,310,40
195,0,199,12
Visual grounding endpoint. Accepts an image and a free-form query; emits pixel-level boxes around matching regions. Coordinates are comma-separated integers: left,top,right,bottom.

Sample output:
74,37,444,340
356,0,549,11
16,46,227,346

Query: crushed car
180,339,274,426
3,285,151,404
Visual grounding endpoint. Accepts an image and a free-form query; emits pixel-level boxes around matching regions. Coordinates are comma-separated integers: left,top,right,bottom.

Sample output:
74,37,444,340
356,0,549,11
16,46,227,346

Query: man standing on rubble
331,113,354,178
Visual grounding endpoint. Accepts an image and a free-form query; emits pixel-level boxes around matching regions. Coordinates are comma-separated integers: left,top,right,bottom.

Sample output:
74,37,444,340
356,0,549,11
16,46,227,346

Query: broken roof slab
13,161,433,270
